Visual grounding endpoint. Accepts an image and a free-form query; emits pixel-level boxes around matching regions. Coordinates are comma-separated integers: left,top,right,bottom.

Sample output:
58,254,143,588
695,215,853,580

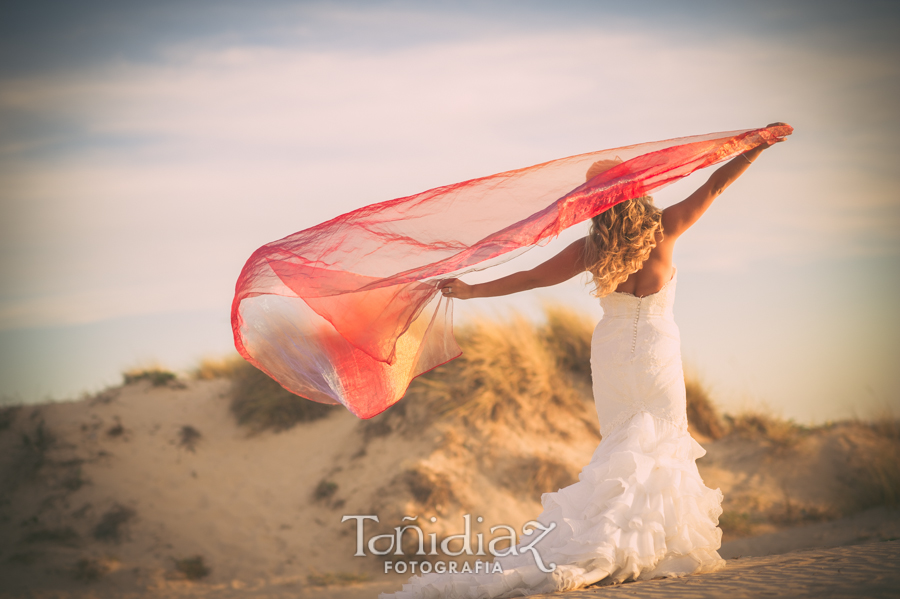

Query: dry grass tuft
307,572,370,587
89,389,119,406
400,467,458,516
61,465,88,491
855,451,900,509
313,479,338,503
685,377,726,440
718,511,757,537
92,504,135,543
123,368,177,387
173,555,210,580
178,425,202,452
501,456,578,502
5,420,55,489
773,500,836,525
106,418,125,438
403,307,592,432
851,414,900,509
193,355,246,380
0,405,19,433
73,557,109,582
867,413,900,441
359,402,404,439
725,411,805,452
538,304,594,383
229,360,338,433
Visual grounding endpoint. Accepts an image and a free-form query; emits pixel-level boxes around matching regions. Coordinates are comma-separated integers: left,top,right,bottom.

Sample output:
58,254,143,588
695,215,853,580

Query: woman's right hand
440,278,475,300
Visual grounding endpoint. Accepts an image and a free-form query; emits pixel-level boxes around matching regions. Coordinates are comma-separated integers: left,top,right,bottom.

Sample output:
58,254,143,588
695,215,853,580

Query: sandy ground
3,537,896,598
719,505,900,559
547,540,900,599
2,378,898,598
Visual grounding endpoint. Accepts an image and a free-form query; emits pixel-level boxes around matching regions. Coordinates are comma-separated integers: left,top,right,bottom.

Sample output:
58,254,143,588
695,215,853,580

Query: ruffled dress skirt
379,411,725,598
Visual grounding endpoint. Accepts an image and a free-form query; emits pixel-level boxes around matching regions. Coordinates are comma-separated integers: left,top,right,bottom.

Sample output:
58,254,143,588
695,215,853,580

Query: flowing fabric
231,125,791,418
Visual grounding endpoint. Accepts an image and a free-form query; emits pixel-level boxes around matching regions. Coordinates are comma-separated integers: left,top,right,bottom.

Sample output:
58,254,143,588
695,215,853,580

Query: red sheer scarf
231,125,791,418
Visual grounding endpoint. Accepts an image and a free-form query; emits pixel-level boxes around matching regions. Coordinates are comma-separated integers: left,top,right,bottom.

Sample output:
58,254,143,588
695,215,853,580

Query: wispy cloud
0,8,898,332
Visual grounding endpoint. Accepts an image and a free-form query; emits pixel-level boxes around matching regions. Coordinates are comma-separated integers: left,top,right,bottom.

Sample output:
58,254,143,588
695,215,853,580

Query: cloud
0,23,898,330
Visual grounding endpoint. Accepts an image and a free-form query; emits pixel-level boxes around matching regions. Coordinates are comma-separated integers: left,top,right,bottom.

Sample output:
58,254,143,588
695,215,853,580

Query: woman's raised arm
662,123,789,240
440,238,587,300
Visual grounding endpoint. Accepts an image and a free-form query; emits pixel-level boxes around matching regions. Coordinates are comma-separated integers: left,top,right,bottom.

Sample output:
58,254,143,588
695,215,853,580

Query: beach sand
3,538,894,598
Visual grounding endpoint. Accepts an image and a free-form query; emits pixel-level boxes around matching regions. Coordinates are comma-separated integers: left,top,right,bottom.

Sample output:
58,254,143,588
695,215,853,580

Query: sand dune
1,372,898,598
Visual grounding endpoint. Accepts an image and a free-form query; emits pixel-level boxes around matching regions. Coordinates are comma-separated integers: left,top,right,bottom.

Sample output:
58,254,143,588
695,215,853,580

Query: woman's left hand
440,278,474,300
764,122,791,145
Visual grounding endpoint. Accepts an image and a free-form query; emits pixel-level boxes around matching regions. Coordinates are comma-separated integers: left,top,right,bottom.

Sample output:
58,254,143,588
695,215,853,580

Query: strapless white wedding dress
381,271,725,598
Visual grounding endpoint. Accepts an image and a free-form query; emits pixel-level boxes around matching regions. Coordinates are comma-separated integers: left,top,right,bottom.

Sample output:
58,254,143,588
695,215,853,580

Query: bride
381,124,788,598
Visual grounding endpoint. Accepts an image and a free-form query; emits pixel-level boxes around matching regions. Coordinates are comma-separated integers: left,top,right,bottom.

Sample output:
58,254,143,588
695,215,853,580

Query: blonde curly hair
582,159,663,297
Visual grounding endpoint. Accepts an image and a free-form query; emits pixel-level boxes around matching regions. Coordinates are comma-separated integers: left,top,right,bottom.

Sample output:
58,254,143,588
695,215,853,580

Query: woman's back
610,226,675,298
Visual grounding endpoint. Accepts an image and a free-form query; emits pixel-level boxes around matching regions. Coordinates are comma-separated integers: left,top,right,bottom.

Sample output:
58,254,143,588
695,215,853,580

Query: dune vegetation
207,304,900,538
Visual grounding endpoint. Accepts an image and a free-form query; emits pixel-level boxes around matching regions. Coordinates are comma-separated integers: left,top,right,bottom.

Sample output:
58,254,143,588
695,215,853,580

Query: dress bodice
591,271,687,436
598,271,677,321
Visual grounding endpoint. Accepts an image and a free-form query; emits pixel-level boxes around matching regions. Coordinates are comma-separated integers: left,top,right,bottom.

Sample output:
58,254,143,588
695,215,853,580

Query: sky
1,0,898,422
